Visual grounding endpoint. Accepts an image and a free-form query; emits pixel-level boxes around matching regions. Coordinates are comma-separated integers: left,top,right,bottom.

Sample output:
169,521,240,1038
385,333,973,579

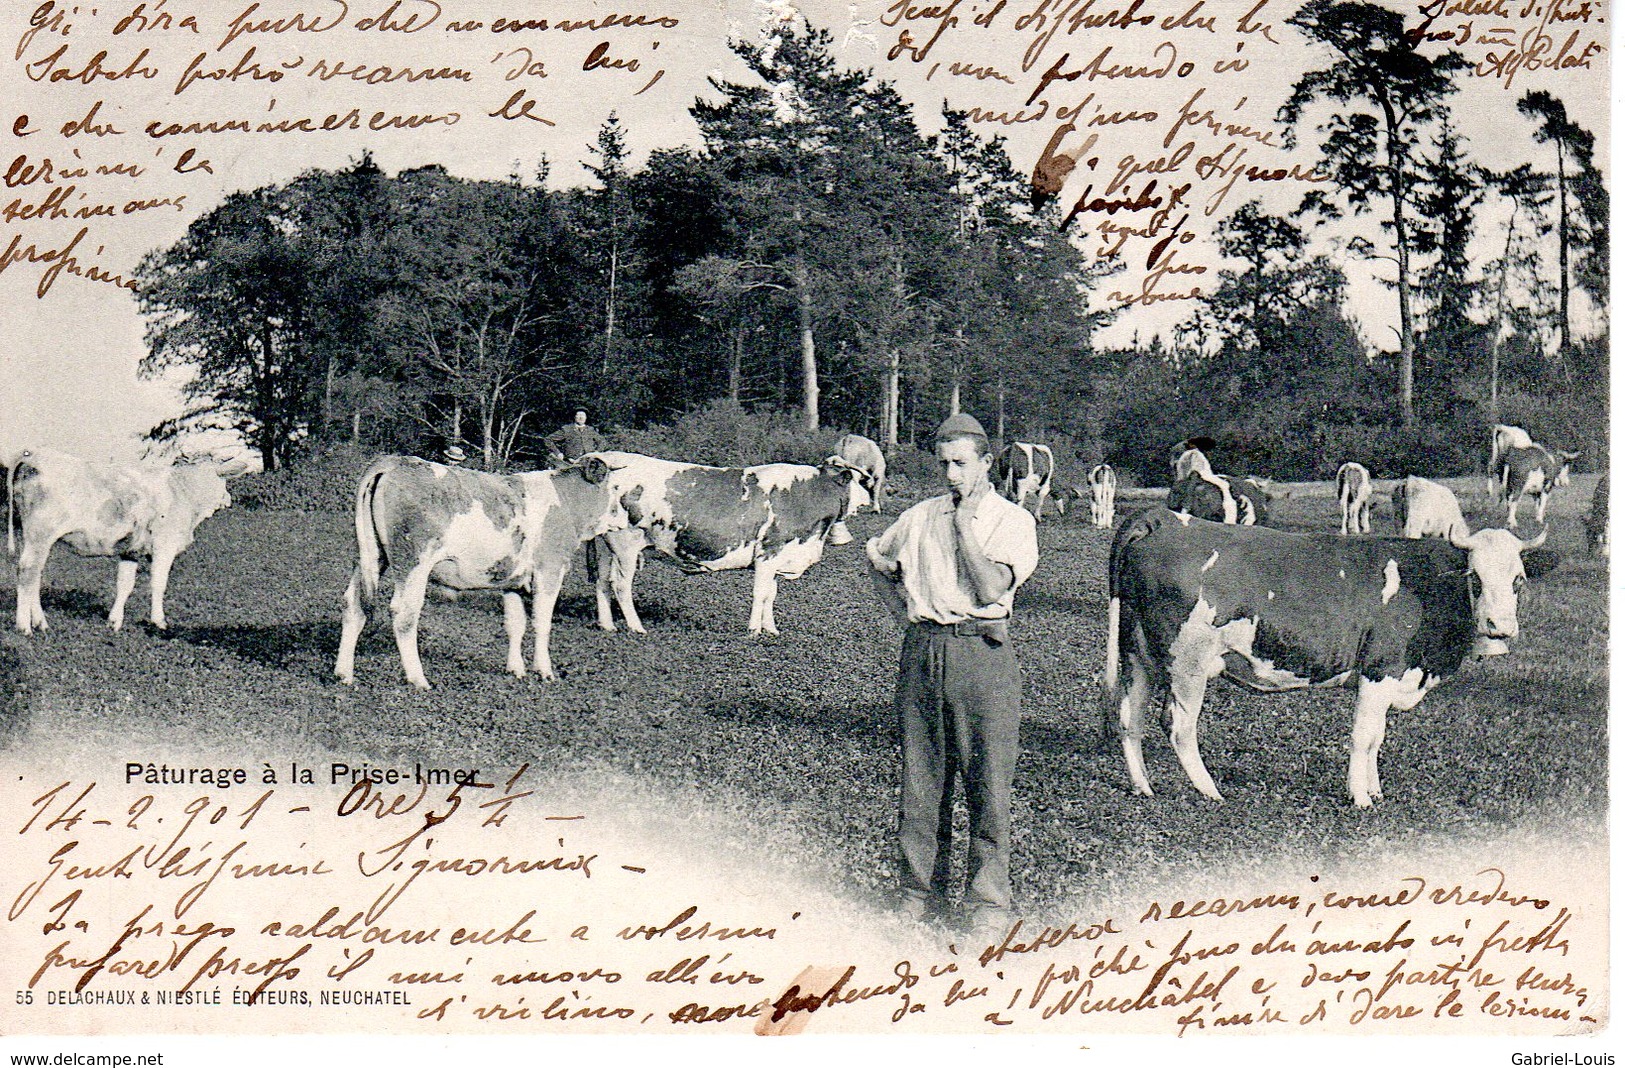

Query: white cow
1335,461,1373,535
997,442,1056,521
8,448,241,633
1087,463,1117,528
1391,476,1469,541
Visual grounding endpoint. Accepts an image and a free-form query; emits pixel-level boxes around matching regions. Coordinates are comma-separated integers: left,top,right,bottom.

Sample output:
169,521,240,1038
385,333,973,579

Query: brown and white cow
333,455,618,689
1391,476,1469,541
996,442,1055,521
586,451,872,635
1493,442,1578,529
1335,461,1372,535
8,448,241,633
1167,470,1269,526
1104,508,1557,807
1086,463,1117,528
835,434,886,514
1487,424,1534,495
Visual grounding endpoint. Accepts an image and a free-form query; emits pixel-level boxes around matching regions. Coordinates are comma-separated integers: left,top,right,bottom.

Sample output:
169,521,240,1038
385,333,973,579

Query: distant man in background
546,409,606,467
443,445,466,467
866,412,1039,941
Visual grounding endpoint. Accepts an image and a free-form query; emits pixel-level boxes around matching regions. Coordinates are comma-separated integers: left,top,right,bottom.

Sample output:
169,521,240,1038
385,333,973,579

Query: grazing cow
1336,462,1373,535
1585,473,1608,559
1391,476,1469,540
1103,508,1557,807
333,455,618,689
1487,424,1534,495
1494,443,1578,529
8,449,241,633
997,442,1056,520
587,451,872,635
1086,463,1118,528
1170,436,1217,481
835,434,886,514
1167,470,1268,526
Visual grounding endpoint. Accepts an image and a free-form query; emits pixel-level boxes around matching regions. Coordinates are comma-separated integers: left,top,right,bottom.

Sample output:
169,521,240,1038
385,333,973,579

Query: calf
1103,508,1556,807
1167,471,1268,526
587,451,871,635
333,455,617,689
1585,473,1608,558
1086,463,1118,528
9,448,240,633
1335,462,1372,535
1494,443,1577,529
997,442,1056,521
1391,476,1469,540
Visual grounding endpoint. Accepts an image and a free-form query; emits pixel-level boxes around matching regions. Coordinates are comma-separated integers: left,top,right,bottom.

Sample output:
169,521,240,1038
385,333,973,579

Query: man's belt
911,618,1009,645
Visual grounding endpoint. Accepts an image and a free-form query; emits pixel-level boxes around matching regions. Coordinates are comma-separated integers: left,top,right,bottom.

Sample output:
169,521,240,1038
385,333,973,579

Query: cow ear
578,456,610,485
1522,548,1561,580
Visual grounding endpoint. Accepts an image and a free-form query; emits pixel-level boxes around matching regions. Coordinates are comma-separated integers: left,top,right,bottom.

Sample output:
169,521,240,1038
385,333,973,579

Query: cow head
821,456,875,516
1449,525,1558,656
1556,450,1579,487
568,455,611,485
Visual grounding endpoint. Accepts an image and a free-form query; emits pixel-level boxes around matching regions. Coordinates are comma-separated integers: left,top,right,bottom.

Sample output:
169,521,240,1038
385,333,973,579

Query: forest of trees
134,7,1607,484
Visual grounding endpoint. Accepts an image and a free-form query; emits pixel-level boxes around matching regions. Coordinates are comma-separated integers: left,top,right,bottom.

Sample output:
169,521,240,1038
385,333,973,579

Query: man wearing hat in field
546,409,607,467
866,413,1039,940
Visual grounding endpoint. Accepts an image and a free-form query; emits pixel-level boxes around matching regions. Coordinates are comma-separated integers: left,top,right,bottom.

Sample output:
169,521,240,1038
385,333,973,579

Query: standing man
546,409,607,467
866,413,1039,940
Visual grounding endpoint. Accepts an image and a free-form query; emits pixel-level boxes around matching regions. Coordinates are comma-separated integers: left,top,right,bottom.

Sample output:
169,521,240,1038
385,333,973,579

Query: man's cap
935,413,988,443
444,445,466,462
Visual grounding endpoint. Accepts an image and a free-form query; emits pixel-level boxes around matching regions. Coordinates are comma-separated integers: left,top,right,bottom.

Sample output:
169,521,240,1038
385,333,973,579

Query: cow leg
1166,670,1223,802
1118,653,1156,796
873,476,885,514
609,538,646,634
389,560,436,690
15,533,58,633
108,560,139,631
529,561,570,680
1506,494,1519,529
146,547,179,629
502,592,528,679
1035,486,1050,523
591,536,619,631
1535,490,1550,526
749,563,781,635
334,567,368,684
1349,679,1395,808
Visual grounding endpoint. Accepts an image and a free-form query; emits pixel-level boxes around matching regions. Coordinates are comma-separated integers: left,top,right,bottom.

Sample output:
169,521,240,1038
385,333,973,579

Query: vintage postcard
0,0,1612,1061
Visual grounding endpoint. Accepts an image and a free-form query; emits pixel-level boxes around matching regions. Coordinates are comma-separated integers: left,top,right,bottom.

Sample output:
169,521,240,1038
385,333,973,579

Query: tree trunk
481,399,496,470
728,325,744,403
796,259,818,430
949,378,961,416
450,401,462,450
1490,205,1518,419
323,354,337,434
352,409,362,445
1556,138,1571,357
885,350,901,448
1382,95,1416,428
604,242,619,375
996,369,1007,443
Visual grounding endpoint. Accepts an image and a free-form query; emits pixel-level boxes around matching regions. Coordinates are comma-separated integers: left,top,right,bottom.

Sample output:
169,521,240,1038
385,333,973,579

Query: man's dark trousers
895,620,1021,915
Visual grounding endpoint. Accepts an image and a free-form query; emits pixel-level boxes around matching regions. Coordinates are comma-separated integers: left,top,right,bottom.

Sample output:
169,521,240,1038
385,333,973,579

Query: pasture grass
0,476,1606,924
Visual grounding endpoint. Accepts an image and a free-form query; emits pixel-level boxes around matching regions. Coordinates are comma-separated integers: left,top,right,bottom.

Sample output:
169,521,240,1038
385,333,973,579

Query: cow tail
5,451,27,556
1102,594,1121,745
353,460,391,604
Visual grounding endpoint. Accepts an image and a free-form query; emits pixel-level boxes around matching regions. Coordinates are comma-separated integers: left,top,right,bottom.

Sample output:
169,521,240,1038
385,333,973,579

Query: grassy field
0,474,1607,921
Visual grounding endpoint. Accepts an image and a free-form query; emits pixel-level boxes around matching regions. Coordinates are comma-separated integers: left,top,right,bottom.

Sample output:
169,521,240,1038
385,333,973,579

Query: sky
0,0,1612,461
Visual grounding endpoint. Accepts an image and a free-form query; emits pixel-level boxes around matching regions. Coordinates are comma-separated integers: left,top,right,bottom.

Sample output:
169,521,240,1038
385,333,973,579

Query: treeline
135,21,1106,473
1102,1,1607,482
137,6,1607,485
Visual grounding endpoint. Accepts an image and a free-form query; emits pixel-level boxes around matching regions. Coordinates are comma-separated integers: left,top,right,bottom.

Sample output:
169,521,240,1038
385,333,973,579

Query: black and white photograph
0,0,1613,1060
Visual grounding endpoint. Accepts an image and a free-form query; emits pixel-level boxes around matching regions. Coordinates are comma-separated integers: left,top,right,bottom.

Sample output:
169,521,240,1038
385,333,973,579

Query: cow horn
1448,526,1484,551
1520,525,1548,551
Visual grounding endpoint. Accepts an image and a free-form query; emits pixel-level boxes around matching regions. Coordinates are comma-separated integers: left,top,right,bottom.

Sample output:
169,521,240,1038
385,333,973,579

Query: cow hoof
628,623,647,635
335,673,354,686
597,622,618,633
408,679,431,691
